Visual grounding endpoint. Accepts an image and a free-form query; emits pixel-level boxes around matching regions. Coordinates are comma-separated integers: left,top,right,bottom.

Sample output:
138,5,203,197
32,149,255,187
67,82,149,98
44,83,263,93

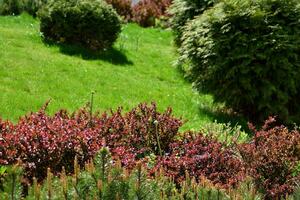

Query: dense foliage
0,149,234,200
0,0,173,27
0,0,48,16
1,102,300,198
153,132,245,188
105,0,132,22
22,0,48,16
169,0,215,45
179,0,300,124
103,0,172,27
132,0,172,27
239,117,300,199
0,0,22,15
39,0,121,51
0,102,182,183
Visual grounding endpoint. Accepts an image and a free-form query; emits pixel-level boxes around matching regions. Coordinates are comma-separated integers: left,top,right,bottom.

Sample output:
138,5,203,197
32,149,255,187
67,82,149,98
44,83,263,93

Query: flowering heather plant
239,117,300,199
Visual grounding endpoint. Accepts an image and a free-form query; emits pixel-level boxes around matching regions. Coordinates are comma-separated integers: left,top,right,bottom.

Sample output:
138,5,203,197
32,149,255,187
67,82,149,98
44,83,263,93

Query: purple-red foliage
132,0,172,27
239,117,300,199
0,106,104,183
100,102,183,168
105,0,173,27
0,102,182,182
105,0,133,22
152,132,245,189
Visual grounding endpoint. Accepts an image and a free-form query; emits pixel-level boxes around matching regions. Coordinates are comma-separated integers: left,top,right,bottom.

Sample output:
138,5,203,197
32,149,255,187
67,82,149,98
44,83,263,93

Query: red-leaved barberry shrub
132,0,172,27
99,102,183,168
0,102,182,182
125,102,182,154
238,117,300,199
105,0,133,22
152,132,245,189
0,106,104,183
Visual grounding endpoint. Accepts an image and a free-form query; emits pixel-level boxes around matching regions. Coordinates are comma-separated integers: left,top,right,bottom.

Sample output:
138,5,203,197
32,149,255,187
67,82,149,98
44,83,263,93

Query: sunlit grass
0,14,246,131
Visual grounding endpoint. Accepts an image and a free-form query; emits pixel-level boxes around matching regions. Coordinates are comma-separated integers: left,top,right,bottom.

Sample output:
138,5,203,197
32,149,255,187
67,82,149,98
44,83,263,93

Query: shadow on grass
45,40,133,65
199,106,251,134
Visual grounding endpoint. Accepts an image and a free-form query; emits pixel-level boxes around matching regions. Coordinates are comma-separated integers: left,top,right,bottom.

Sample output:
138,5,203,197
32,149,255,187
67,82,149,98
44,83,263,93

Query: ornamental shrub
179,0,300,124
39,0,121,51
132,0,172,27
168,0,215,45
0,107,104,183
238,117,300,199
0,102,182,182
105,0,133,22
152,132,245,188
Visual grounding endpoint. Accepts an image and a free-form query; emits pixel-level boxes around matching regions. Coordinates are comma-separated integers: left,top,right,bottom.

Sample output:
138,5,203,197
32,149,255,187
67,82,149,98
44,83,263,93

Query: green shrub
179,0,300,124
0,0,22,15
0,148,231,199
168,0,215,45
22,0,48,16
0,0,48,17
39,0,121,51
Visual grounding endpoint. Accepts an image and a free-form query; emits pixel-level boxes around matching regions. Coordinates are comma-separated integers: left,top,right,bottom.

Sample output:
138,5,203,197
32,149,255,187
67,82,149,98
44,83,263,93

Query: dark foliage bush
152,132,245,188
0,0,22,15
0,0,48,16
132,0,172,27
238,117,300,199
0,102,182,182
105,0,133,22
22,0,48,17
179,0,300,124
169,0,215,45
39,0,121,51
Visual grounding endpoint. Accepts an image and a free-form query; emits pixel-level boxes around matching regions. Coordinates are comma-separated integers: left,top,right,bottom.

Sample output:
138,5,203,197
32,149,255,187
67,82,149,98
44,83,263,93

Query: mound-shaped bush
153,132,245,188
169,0,215,45
179,0,300,124
239,117,300,198
39,0,121,51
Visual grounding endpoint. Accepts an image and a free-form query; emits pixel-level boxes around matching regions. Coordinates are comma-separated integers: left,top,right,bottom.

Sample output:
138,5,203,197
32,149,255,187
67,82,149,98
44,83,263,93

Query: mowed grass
0,14,245,131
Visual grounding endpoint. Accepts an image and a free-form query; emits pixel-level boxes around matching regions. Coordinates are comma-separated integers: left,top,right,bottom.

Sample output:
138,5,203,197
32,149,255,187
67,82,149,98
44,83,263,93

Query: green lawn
0,14,246,131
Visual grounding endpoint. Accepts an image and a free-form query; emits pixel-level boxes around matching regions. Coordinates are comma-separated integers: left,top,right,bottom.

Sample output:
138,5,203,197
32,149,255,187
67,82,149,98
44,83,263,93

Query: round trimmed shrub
169,0,215,45
39,0,121,51
179,0,300,124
